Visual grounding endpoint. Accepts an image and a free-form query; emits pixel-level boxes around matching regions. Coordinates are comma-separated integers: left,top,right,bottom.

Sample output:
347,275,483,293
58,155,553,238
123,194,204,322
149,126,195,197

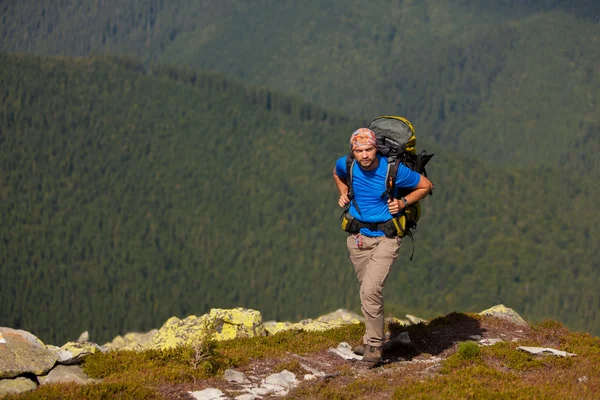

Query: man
333,127,433,363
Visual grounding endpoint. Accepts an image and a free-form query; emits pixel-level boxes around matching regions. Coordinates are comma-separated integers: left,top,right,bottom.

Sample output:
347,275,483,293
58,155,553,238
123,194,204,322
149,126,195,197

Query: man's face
352,145,378,170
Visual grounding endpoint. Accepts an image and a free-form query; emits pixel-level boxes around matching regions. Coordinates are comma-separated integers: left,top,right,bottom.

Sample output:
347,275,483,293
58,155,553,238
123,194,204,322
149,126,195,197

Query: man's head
350,128,378,170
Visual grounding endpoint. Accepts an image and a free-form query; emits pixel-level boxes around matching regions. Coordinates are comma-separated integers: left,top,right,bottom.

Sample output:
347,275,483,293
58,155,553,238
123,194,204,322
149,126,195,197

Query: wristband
400,197,409,208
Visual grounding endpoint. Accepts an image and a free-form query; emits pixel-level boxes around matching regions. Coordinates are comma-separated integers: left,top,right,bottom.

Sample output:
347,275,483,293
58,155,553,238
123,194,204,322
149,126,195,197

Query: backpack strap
381,156,400,203
343,154,363,218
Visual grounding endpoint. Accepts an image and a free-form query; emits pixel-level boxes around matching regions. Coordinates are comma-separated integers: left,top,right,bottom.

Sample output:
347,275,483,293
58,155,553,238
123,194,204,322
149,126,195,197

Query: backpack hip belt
341,211,399,238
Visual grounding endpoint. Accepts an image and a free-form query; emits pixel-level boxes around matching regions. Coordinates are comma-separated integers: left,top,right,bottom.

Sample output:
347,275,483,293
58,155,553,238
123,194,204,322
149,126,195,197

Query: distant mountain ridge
1,1,599,174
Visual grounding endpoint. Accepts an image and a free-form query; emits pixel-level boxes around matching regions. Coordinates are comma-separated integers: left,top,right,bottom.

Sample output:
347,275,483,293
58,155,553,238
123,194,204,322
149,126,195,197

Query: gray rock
479,305,528,327
479,338,503,346
39,365,97,385
517,346,576,357
299,362,326,377
245,386,270,396
46,345,77,365
327,342,362,360
57,341,104,365
188,388,227,399
263,370,298,394
235,394,258,400
76,331,90,343
240,370,299,398
0,327,57,379
397,332,411,344
0,376,37,397
224,368,250,384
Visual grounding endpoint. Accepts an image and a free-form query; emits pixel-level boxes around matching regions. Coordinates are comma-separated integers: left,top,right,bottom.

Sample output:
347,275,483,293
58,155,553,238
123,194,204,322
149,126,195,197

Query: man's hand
387,198,401,214
338,194,350,208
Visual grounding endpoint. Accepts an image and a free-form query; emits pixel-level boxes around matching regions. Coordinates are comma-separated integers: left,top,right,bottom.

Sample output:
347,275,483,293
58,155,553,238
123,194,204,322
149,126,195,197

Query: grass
7,315,600,399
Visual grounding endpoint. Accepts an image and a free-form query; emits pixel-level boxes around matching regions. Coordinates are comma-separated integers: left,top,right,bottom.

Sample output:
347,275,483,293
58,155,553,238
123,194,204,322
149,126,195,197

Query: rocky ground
154,311,549,399
2,305,597,399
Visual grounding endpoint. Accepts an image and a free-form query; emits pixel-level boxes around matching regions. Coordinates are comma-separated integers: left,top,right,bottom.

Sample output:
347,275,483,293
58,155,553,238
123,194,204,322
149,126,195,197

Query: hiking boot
352,344,366,356
361,345,382,363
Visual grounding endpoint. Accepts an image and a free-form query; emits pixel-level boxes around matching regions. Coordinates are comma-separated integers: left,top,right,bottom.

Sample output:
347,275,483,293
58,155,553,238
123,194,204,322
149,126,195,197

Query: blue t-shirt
335,154,421,237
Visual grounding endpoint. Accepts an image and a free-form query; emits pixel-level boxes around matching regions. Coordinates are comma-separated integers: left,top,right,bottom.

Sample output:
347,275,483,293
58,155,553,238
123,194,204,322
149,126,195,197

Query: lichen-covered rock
316,309,363,325
103,329,158,351
46,345,75,365
39,364,98,385
152,308,267,350
291,319,338,332
263,321,296,335
0,327,57,379
209,308,266,340
57,341,104,364
151,315,204,349
265,319,343,335
479,304,528,327
0,376,37,397
264,311,364,336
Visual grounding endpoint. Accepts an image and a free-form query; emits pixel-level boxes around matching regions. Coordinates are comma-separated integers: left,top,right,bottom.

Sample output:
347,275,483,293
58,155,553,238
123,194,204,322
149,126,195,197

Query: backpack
342,116,433,251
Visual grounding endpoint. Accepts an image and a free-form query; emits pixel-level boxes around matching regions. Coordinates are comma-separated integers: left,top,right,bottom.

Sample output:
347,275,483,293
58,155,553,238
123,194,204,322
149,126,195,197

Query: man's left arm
400,175,433,208
388,174,434,214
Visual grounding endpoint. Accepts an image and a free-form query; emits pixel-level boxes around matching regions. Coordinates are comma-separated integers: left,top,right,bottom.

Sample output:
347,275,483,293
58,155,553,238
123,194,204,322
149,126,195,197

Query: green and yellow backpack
343,116,434,254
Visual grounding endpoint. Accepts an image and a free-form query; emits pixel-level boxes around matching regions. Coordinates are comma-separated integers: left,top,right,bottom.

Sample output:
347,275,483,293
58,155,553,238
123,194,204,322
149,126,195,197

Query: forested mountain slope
1,53,598,344
2,1,599,174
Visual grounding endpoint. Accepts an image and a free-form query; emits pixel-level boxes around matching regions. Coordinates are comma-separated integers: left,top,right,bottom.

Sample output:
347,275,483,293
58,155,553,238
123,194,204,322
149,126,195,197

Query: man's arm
401,175,434,208
333,167,350,208
388,174,434,214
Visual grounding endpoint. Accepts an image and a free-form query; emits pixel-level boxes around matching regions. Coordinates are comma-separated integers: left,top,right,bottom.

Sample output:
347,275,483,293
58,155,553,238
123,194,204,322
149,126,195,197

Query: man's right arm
333,167,350,208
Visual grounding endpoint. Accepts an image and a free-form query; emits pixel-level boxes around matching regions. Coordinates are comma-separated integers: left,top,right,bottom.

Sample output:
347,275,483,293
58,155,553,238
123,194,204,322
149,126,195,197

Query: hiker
333,127,433,363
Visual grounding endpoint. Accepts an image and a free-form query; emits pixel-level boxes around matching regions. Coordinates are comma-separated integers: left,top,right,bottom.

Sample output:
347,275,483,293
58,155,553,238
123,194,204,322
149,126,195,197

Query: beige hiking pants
347,233,401,348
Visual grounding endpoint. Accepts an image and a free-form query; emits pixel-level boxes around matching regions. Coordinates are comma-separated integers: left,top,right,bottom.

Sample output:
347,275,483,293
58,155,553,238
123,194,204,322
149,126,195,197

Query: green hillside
1,53,598,345
2,1,599,174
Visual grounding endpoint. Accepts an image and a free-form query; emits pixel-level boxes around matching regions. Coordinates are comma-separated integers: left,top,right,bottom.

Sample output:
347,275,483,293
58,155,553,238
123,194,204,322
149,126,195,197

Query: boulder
0,327,57,379
39,364,98,385
152,308,266,350
0,377,37,397
55,341,104,365
103,329,158,351
210,308,266,340
46,345,76,365
479,305,528,327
